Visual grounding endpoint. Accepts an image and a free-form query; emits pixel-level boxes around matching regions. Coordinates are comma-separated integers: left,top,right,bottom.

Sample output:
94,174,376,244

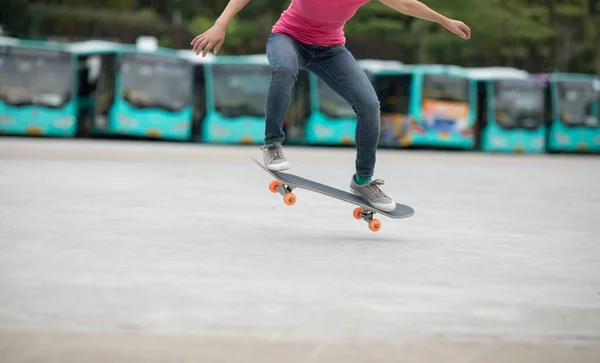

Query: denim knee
356,95,380,121
271,64,298,85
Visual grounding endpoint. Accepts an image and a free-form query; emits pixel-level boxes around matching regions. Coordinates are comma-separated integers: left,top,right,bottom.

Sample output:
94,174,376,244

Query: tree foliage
3,0,598,74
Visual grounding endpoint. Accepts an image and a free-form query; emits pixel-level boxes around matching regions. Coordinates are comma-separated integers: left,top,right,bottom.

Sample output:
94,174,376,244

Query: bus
538,73,600,153
90,38,198,141
0,38,115,137
468,67,547,153
190,53,310,144
359,59,413,148
407,65,477,149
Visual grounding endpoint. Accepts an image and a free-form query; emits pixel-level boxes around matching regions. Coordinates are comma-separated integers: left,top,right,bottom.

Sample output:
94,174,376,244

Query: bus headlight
314,125,334,137
491,136,508,147
53,116,76,129
557,133,571,144
173,121,190,131
0,115,15,125
118,116,139,127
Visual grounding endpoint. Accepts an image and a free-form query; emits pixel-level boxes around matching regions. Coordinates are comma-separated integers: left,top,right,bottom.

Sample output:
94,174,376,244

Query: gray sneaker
260,142,290,171
350,176,396,212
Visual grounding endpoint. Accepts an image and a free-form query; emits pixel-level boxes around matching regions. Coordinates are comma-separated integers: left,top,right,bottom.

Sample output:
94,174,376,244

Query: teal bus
90,39,198,141
0,38,115,137
537,73,600,153
359,59,413,148
357,62,477,149
407,65,477,149
185,53,310,144
195,54,271,144
468,67,547,153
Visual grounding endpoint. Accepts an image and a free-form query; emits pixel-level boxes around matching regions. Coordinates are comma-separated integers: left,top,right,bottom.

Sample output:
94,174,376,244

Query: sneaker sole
265,161,290,172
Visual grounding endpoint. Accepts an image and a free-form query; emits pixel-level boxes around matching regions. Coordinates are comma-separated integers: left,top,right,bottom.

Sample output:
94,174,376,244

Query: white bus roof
466,67,530,80
176,49,216,64
0,36,19,46
66,40,122,54
358,59,406,73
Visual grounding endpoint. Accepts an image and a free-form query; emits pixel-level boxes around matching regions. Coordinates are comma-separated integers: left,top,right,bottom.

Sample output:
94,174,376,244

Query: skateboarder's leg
306,46,395,212
265,33,304,144
306,46,380,178
262,33,305,171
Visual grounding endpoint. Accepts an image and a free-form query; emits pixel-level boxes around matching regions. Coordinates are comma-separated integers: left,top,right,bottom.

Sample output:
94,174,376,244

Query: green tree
1,0,31,36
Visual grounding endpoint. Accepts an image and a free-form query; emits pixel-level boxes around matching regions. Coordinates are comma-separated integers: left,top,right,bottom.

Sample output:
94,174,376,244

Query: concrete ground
0,138,599,362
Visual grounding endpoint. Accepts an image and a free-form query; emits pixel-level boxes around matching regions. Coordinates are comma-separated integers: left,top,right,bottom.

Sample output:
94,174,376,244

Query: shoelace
366,179,387,198
261,144,282,160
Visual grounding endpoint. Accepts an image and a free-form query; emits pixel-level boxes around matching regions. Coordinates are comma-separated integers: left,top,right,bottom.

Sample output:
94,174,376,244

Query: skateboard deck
252,157,414,232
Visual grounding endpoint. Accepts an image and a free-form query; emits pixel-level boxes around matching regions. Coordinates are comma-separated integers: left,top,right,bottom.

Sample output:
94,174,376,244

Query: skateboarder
191,0,470,212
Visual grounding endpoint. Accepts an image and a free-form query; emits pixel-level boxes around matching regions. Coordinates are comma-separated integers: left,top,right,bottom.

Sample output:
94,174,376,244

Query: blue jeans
264,32,380,179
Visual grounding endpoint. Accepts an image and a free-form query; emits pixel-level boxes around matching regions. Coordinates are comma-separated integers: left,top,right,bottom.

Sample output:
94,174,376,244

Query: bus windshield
212,64,270,118
373,74,412,114
120,52,192,112
0,46,71,108
318,78,355,119
422,75,469,103
494,80,545,129
556,80,598,127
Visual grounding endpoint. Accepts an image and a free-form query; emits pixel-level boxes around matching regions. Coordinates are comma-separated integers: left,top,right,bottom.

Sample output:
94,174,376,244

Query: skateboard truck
352,207,382,232
269,180,297,206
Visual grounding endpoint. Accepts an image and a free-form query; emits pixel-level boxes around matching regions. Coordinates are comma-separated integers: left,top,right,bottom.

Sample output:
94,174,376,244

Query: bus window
494,80,545,130
212,64,270,118
374,74,411,114
422,75,469,103
120,52,192,112
556,81,596,127
0,47,71,109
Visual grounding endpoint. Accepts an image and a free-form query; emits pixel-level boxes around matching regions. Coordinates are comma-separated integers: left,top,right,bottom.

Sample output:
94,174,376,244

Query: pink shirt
272,0,370,47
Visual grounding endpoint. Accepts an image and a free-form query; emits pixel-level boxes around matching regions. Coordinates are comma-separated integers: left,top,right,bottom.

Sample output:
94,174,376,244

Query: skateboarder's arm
377,0,471,39
378,0,447,25
214,0,252,27
191,0,251,56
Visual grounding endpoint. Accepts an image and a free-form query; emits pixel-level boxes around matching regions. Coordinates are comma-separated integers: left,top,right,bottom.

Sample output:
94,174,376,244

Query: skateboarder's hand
442,19,471,40
191,22,226,57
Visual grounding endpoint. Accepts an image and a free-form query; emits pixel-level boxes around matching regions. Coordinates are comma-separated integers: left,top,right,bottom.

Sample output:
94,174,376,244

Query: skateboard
252,157,414,232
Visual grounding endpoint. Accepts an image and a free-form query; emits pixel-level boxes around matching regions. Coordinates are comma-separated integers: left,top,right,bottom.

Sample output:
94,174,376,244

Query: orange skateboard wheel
369,219,381,232
284,192,296,206
269,180,281,193
353,207,362,220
